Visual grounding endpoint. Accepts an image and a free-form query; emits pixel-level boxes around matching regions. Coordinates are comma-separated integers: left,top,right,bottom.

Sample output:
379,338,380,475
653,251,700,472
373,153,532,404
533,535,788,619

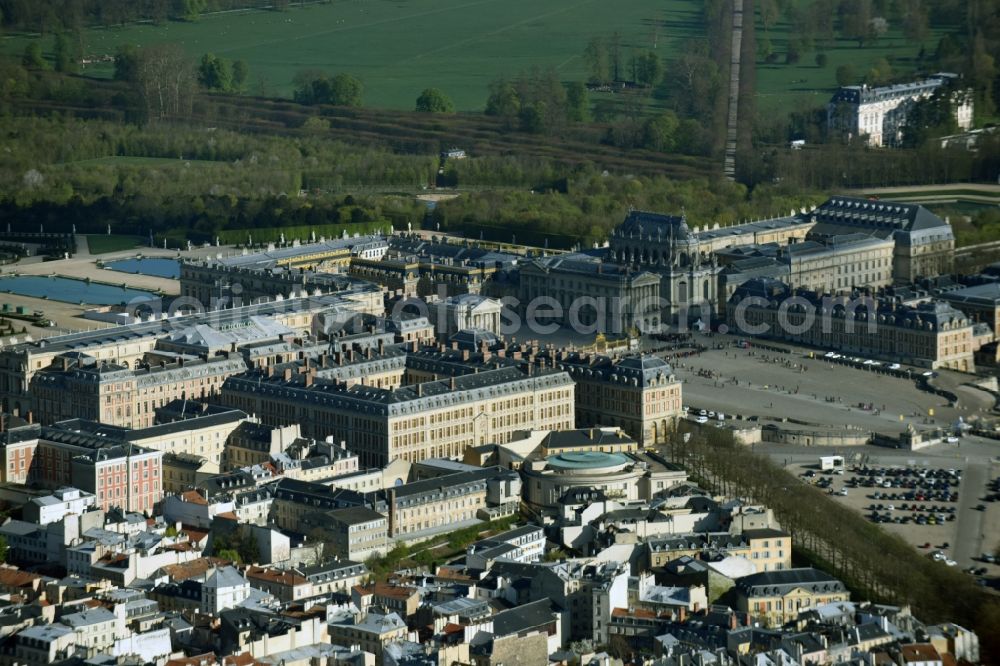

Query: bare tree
134,44,195,123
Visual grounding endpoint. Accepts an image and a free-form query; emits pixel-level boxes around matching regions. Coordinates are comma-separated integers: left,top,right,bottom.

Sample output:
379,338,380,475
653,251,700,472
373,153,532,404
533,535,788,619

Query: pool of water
104,257,180,279
0,275,159,305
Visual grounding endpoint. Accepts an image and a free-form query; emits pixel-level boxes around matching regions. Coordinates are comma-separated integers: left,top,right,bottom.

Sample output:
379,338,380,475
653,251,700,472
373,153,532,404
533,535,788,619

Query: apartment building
808,197,955,283
827,74,973,147
734,568,849,627
382,466,520,538
221,358,575,469
646,529,791,571
728,279,976,370
519,256,663,334
0,294,379,418
528,351,682,445
31,354,248,429
0,423,163,513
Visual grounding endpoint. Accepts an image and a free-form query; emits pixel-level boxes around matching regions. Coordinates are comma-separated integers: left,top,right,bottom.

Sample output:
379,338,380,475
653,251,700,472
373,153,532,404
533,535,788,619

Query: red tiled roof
901,644,942,663
181,490,208,506
163,557,231,581
0,567,41,589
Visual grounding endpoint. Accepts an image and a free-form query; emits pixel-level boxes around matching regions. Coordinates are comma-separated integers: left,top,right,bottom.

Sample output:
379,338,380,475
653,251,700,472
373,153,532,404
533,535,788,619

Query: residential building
528,352,682,445
734,568,849,627
327,611,408,659
221,358,575,469
827,74,973,147
728,279,976,370
519,255,662,334
427,294,503,337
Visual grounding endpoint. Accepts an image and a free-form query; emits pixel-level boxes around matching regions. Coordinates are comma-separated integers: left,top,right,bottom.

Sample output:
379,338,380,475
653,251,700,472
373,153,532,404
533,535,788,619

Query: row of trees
0,115,434,243
0,0,325,32
583,34,662,88
484,69,590,134
292,71,363,107
667,424,1000,661
198,53,249,93
431,169,824,249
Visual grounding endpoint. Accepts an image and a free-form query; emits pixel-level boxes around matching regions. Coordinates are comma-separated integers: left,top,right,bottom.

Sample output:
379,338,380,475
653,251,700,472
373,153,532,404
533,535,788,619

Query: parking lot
662,333,994,436
788,460,1000,587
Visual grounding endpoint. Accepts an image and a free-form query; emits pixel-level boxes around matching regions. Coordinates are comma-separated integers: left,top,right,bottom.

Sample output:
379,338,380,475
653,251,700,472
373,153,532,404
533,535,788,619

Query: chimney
497,349,506,358
178,357,185,367
26,411,32,424
366,347,372,359
283,368,292,382
378,339,384,355
320,354,328,368
450,377,456,390
462,350,470,361
304,373,313,388
417,383,423,397
267,366,275,377
451,342,459,351
410,340,418,352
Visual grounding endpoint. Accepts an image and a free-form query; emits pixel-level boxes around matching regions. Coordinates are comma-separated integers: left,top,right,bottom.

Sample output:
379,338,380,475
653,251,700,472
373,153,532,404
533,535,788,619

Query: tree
901,88,958,148
815,53,828,68
865,57,892,85
835,63,857,86
232,60,248,92
643,111,680,152
839,0,875,47
760,0,781,32
415,87,454,113
198,53,232,91
902,0,929,42
53,32,76,73
133,43,196,123
114,44,139,82
22,43,46,70
177,0,206,22
485,77,521,127
609,31,622,82
584,37,610,85
0,535,8,564
785,42,801,65
294,73,363,106
564,81,590,122
635,51,662,87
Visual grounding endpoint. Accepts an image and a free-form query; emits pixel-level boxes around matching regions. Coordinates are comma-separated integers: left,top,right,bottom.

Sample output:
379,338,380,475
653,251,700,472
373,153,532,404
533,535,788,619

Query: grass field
2,0,702,111
754,13,948,115
85,235,145,254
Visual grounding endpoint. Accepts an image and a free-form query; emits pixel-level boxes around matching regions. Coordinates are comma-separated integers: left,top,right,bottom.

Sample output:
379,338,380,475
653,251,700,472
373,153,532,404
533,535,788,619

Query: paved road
74,235,91,257
954,461,988,567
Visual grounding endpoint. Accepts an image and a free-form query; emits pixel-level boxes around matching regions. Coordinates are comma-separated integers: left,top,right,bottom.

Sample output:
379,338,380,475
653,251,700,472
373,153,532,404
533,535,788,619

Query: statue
311,229,316,242
280,232,285,244
107,224,111,235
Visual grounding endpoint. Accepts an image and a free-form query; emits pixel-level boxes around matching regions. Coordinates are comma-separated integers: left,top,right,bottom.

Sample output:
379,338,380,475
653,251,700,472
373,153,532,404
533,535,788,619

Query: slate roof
736,568,846,596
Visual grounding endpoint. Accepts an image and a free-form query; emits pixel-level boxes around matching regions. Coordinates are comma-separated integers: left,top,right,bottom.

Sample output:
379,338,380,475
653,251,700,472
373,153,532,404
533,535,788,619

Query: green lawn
3,0,702,111
85,234,145,254
754,15,948,115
